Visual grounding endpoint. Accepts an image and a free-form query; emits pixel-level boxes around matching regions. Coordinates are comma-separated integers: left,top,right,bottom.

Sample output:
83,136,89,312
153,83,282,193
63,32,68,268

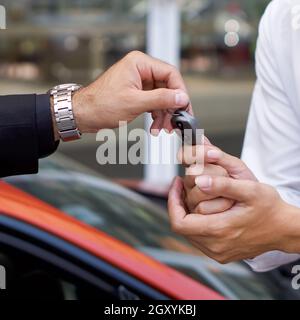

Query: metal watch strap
50,83,82,142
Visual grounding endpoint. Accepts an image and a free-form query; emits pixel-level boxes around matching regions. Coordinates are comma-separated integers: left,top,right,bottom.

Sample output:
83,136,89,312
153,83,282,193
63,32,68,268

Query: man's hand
168,147,293,264
179,144,257,215
183,162,233,214
71,51,191,134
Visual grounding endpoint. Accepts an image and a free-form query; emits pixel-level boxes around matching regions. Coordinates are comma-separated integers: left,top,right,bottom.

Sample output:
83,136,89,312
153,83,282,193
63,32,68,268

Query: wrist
49,84,83,141
276,201,300,253
72,89,94,134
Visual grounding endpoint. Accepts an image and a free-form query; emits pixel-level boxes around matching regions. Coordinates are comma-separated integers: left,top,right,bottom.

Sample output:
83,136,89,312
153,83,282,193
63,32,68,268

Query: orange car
1,155,293,300
0,162,221,300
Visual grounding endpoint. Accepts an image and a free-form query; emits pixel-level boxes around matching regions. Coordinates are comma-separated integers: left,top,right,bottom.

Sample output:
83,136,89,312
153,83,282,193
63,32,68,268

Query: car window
5,156,300,300
0,245,117,300
6,158,180,250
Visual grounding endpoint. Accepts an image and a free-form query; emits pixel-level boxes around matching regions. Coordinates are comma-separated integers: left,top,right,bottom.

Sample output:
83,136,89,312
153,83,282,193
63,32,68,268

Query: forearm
0,94,58,177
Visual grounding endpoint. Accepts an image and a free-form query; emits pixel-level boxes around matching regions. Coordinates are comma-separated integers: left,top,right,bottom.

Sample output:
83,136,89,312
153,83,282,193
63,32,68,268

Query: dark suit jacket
0,94,59,178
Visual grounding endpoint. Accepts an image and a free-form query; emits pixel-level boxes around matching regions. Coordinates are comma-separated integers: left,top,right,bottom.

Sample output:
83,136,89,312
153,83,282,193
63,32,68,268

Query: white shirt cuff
245,251,300,272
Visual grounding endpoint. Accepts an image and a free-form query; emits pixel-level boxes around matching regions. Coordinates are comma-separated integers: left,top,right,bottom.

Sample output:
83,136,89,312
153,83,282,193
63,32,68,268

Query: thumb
136,89,190,112
195,175,257,203
168,176,188,222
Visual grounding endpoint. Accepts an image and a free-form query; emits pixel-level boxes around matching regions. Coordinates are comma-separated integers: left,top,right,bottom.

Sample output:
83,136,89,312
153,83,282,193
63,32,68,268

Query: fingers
168,177,214,236
150,110,164,134
170,209,228,237
168,177,238,238
195,175,258,203
129,52,195,131
146,55,188,92
137,88,190,113
205,147,257,181
168,176,188,224
177,145,205,167
184,164,228,212
177,137,213,168
150,110,179,133
184,164,229,210
139,87,190,132
194,198,234,215
184,163,228,189
131,51,192,113
185,190,216,211
178,144,257,181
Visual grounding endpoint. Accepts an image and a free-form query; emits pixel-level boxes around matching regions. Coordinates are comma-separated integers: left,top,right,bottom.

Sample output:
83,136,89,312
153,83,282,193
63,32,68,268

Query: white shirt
242,0,300,271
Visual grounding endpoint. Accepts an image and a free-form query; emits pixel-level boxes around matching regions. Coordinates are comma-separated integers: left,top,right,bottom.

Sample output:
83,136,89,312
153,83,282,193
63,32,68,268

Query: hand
178,142,233,214
183,163,233,215
179,142,256,215
71,51,191,133
168,147,292,264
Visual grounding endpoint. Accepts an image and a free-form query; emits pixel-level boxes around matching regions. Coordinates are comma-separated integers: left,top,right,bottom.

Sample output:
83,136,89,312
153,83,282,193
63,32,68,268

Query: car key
171,110,200,146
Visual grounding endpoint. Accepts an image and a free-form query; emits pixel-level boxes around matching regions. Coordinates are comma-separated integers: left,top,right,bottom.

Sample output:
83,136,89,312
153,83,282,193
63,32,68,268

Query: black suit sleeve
0,93,59,178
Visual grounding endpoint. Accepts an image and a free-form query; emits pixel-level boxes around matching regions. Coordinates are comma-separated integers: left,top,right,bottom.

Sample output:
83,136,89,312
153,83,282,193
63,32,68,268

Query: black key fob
171,110,200,146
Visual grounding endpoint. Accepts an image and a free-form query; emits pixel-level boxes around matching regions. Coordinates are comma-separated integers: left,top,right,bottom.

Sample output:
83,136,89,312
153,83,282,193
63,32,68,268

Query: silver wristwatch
49,83,82,142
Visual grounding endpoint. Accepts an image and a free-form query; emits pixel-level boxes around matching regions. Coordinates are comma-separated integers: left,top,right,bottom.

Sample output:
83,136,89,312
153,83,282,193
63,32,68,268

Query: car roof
0,180,223,300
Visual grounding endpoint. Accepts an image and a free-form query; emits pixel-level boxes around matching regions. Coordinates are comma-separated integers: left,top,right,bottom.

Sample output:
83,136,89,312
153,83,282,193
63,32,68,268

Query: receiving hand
178,142,258,215
168,145,290,264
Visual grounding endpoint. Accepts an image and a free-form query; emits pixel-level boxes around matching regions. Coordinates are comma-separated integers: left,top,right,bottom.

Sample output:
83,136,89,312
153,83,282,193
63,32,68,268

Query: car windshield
5,155,298,300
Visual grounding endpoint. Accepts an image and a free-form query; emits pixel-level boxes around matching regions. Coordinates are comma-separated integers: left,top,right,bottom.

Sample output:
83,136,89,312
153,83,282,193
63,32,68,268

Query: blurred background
0,0,270,179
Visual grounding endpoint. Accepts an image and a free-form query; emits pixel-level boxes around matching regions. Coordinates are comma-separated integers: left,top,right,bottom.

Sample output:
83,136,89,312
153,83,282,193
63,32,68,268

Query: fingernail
195,176,212,190
175,92,190,106
207,149,222,160
186,164,204,176
151,129,160,137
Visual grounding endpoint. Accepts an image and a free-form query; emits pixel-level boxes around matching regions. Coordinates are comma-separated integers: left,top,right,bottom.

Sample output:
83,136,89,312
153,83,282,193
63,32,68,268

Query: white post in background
145,0,181,184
